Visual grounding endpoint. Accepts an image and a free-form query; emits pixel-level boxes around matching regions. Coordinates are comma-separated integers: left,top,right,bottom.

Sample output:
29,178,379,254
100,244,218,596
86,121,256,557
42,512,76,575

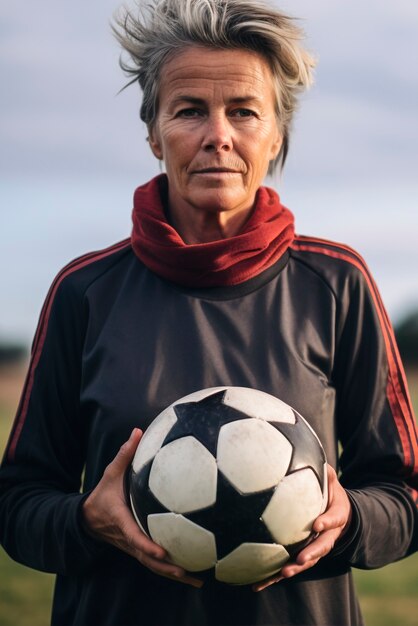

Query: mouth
193,167,241,174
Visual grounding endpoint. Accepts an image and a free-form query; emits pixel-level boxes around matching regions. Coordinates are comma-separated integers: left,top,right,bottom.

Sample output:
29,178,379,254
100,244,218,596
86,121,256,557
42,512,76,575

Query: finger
122,510,201,585
120,516,167,561
280,557,320,579
313,508,348,533
313,497,351,534
252,575,284,592
138,550,202,586
181,575,204,589
277,530,337,580
312,465,351,534
108,428,143,475
140,552,188,578
294,527,340,566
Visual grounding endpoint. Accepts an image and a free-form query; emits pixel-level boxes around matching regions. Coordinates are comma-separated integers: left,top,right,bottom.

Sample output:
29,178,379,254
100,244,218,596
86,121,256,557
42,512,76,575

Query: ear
148,124,163,160
269,127,283,161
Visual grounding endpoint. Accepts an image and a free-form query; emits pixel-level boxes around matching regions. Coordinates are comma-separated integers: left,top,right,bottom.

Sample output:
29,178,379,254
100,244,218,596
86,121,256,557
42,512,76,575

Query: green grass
353,557,418,626
0,367,417,626
0,401,55,626
0,551,54,626
0,367,55,626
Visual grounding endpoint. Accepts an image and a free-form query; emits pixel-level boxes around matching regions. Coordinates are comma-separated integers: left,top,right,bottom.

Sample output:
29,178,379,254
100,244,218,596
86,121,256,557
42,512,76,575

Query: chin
190,188,250,214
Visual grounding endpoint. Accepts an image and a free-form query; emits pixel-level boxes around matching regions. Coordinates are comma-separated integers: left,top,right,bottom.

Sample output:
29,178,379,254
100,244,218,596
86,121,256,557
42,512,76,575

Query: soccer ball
129,387,328,585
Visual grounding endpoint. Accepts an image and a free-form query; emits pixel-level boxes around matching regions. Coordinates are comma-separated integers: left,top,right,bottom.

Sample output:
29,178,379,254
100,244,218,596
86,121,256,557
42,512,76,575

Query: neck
167,191,255,244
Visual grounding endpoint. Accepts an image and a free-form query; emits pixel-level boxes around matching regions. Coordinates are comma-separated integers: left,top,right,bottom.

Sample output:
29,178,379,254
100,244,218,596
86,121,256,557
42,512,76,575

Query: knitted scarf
131,174,294,287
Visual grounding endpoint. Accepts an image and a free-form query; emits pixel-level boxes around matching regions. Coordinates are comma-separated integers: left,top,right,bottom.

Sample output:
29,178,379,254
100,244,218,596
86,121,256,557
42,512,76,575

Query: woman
1,1,417,625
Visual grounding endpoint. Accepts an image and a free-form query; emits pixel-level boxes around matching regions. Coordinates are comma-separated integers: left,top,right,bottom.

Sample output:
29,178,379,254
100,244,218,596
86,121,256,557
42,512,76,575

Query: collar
131,174,295,288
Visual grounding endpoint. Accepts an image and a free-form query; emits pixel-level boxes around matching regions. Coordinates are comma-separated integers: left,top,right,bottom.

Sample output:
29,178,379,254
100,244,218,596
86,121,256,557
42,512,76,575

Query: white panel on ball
224,387,295,424
149,437,217,513
262,467,324,545
132,408,178,473
320,462,328,514
148,513,217,571
217,419,292,493
215,543,289,585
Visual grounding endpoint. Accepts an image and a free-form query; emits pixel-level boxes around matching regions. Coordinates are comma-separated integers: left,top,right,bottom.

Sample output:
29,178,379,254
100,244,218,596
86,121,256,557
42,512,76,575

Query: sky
1,0,418,345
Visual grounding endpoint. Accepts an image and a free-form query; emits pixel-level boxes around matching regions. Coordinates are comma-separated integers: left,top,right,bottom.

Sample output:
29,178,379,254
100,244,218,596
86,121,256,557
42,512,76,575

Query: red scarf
131,174,294,287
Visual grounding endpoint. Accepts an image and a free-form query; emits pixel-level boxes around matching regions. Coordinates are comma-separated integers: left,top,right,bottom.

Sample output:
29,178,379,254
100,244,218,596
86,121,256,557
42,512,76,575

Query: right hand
82,427,203,588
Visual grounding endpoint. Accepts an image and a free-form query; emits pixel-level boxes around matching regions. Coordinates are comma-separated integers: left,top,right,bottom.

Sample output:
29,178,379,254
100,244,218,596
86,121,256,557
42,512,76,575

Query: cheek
164,152,192,184
254,129,281,172
160,127,198,168
243,138,275,173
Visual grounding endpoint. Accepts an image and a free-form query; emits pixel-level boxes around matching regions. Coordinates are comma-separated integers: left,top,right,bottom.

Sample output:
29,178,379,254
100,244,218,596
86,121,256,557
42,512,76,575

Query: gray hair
112,0,316,171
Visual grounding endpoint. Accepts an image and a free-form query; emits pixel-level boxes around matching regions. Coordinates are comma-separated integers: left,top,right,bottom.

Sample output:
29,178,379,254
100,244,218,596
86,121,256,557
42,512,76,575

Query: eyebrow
170,95,263,106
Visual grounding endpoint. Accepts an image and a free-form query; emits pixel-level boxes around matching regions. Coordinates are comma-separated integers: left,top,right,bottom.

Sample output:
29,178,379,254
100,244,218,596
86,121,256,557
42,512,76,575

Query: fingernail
173,569,185,578
130,428,140,440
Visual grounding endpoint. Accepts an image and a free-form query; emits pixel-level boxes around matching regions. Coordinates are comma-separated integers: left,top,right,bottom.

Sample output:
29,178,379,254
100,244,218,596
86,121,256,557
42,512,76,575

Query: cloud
1,0,417,182
1,0,417,339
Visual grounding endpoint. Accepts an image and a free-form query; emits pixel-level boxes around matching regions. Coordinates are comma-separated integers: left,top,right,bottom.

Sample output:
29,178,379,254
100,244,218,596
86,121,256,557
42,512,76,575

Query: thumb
111,428,143,474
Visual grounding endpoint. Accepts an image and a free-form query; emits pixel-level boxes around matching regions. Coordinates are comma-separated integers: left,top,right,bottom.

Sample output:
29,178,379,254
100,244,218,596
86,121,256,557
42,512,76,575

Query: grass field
0,363,417,626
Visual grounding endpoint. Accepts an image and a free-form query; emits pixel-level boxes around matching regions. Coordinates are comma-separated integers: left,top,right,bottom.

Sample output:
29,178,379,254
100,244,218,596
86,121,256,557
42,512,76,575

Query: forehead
158,46,276,104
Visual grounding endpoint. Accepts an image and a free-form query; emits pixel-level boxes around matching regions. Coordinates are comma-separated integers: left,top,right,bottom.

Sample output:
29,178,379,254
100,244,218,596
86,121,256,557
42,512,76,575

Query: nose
201,113,233,153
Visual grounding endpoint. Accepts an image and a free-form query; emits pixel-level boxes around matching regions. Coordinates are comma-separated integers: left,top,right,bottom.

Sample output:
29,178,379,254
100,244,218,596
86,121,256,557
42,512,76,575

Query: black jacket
1,235,417,625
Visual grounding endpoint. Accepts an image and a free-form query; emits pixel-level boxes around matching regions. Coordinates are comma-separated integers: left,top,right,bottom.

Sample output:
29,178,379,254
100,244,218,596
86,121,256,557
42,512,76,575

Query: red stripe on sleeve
7,239,131,462
291,236,418,477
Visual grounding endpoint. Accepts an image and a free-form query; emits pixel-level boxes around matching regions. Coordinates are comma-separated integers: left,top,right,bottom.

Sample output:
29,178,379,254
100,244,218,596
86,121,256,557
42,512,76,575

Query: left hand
253,464,352,592
82,428,203,588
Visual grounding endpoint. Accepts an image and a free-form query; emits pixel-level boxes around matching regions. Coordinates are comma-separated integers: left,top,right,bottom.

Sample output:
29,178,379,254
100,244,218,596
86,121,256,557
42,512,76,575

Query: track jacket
0,232,417,626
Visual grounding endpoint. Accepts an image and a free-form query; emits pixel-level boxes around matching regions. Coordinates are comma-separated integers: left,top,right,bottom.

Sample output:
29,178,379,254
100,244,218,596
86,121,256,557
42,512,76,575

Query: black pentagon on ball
269,410,326,491
187,470,276,559
128,388,327,584
164,390,254,456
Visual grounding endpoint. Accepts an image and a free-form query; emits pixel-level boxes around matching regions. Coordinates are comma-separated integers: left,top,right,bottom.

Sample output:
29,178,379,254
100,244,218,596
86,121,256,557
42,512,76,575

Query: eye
231,108,256,118
177,108,202,118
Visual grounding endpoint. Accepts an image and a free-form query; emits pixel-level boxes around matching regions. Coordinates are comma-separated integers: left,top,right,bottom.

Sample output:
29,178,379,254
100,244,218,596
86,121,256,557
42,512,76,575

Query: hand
82,427,203,588
253,464,352,592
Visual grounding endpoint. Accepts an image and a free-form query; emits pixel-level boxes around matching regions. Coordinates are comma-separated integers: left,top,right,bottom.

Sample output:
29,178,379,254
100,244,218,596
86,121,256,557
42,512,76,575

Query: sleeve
0,272,106,576
331,260,418,568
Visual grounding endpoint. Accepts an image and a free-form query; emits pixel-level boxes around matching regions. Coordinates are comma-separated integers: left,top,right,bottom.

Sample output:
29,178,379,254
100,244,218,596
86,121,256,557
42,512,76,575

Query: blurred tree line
395,310,418,367
1,308,418,367
0,344,27,366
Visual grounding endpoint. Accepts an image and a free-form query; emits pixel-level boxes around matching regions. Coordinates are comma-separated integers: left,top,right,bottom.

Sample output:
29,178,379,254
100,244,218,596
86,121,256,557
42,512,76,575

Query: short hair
113,0,316,171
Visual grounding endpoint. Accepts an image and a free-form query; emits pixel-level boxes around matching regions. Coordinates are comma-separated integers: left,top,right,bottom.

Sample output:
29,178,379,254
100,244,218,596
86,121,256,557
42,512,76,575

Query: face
148,47,282,224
